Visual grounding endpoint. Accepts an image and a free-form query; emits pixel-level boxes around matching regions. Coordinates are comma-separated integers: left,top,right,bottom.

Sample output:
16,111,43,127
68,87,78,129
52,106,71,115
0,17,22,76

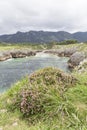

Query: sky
0,0,87,34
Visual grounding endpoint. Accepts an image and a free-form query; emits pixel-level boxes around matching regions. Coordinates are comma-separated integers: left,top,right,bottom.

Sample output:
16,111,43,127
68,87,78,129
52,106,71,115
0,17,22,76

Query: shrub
9,67,77,118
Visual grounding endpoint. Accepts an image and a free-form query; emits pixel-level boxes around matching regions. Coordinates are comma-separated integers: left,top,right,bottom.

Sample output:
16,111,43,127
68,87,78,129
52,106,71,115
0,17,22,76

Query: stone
0,51,12,61
12,122,18,126
68,52,86,68
75,59,87,73
11,50,36,58
0,50,36,61
63,48,77,57
44,47,77,57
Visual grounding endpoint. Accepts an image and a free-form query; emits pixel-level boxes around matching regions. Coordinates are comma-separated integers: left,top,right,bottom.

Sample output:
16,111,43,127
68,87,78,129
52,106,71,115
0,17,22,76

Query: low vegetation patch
0,67,87,130
9,68,76,116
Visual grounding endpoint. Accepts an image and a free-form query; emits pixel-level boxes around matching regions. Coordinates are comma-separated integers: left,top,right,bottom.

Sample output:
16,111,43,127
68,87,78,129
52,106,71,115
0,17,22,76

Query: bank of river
0,52,69,93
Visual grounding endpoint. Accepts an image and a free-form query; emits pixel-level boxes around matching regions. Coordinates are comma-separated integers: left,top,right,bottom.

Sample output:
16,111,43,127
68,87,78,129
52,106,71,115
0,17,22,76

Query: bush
9,67,77,118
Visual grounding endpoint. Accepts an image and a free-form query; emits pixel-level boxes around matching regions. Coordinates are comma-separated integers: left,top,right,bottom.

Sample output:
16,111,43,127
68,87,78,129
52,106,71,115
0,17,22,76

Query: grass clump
0,67,87,130
8,68,77,117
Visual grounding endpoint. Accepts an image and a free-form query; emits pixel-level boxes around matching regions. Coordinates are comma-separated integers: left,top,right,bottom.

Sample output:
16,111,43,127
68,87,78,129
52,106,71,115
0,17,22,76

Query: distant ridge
0,31,87,43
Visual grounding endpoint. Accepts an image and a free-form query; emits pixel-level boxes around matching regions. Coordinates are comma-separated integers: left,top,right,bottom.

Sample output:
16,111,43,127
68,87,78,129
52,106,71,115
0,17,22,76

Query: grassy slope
0,67,87,130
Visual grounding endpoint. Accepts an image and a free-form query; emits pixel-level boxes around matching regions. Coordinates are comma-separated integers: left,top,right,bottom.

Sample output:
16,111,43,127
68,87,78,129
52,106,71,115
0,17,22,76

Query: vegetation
0,41,87,53
57,40,78,45
0,43,48,50
0,67,87,130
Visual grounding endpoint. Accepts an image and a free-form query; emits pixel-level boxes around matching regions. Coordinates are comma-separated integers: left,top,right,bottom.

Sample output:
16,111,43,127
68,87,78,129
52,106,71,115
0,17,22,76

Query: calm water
0,52,69,93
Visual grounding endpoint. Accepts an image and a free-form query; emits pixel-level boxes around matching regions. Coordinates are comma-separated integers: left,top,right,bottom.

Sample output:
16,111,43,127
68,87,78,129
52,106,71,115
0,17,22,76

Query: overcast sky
0,0,87,34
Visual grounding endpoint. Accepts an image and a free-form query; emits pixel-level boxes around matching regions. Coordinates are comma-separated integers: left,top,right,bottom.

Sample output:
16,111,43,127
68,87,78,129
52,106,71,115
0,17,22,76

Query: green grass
0,42,87,53
0,43,50,51
0,67,87,130
0,42,57,50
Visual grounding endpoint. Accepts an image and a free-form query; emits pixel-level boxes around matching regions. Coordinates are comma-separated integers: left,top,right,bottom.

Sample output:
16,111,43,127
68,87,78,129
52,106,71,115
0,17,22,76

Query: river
0,52,69,93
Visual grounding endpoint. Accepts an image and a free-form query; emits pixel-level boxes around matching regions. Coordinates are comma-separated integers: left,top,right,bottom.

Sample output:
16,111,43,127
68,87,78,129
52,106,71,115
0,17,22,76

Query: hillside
0,31,87,43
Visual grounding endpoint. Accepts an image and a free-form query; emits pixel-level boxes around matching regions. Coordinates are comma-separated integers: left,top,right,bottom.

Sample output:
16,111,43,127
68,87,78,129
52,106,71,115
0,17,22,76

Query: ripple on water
0,53,69,93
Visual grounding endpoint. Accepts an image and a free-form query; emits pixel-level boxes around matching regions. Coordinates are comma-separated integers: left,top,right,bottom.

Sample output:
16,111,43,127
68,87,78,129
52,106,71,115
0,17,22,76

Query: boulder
68,52,86,68
74,59,87,73
44,47,77,57
57,47,77,57
62,48,77,57
0,52,12,61
26,51,36,56
11,50,27,58
11,50,36,58
0,50,36,61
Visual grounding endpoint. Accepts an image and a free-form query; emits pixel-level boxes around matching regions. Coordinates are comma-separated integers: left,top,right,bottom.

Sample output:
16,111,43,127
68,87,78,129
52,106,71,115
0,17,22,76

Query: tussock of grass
7,68,76,116
0,67,87,130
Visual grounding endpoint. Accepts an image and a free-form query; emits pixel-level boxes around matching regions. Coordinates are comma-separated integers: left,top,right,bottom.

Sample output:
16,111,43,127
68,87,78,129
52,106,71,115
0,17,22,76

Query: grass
0,43,49,51
0,42,87,53
0,67,87,130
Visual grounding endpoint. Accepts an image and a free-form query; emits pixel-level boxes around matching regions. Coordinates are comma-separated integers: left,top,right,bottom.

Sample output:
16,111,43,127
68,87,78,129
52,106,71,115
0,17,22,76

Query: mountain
0,31,87,43
73,32,87,42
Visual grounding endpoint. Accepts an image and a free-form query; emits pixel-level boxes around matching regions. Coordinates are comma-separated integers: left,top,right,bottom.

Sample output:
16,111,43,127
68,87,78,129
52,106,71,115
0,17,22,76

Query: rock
44,50,59,55
12,122,18,126
57,47,77,57
0,50,36,61
35,50,42,53
11,50,27,58
0,51,12,61
44,47,77,57
11,50,36,58
62,48,77,57
68,52,86,68
26,51,36,56
75,59,87,73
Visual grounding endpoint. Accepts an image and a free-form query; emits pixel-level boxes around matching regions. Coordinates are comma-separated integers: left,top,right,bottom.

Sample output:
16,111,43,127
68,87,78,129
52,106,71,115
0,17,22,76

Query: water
0,52,69,93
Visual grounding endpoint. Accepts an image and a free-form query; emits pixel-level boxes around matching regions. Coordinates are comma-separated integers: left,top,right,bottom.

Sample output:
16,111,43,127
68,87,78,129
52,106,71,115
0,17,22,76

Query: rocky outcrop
60,48,77,57
0,52,12,61
68,52,86,68
44,50,59,55
11,50,36,58
74,59,87,73
0,50,36,61
44,47,77,57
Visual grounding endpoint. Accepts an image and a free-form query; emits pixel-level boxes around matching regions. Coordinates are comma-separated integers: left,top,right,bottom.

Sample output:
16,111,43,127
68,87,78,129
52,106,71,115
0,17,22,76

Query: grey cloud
0,0,87,34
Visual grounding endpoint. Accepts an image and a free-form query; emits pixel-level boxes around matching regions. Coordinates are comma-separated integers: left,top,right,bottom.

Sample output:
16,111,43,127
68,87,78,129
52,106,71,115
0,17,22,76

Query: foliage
0,66,87,129
8,68,76,117
58,40,78,45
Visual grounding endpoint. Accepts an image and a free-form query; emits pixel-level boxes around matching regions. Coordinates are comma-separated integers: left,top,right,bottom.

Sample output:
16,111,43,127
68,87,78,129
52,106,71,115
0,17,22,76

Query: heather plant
8,67,77,120
0,67,87,129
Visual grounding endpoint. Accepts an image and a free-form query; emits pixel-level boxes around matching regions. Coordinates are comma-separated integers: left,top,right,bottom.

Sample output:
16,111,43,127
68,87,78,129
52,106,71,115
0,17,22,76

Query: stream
0,52,69,93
